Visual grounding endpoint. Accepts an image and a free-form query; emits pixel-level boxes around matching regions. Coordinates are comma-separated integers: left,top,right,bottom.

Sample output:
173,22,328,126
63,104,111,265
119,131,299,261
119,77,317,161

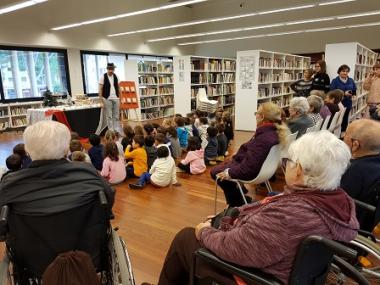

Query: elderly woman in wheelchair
151,131,360,285
0,121,134,284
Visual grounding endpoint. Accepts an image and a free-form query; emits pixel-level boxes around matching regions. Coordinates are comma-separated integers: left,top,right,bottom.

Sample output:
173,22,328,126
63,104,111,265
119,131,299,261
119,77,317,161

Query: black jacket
0,159,115,215
311,73,330,93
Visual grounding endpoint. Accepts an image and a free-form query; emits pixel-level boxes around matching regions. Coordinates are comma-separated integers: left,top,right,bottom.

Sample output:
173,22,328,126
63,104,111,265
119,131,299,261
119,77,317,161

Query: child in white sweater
129,146,179,189
198,117,209,149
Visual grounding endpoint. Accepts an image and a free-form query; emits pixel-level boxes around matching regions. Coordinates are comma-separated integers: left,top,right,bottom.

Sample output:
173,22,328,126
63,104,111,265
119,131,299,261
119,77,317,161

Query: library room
0,0,379,284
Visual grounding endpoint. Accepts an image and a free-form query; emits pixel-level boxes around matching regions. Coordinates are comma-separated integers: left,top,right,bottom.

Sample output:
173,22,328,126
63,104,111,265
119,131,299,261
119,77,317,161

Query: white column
44,52,53,91
27,51,39,97
10,51,23,99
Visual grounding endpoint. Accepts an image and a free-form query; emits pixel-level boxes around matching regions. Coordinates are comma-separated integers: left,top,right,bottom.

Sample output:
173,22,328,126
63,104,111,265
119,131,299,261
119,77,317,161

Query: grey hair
288,130,351,190
307,95,323,113
290,97,310,115
24,121,71,160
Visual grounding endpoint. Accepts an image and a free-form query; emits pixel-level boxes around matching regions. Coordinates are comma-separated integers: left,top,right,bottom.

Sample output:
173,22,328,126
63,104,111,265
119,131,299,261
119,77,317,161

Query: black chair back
355,180,380,231
289,235,357,285
6,193,109,279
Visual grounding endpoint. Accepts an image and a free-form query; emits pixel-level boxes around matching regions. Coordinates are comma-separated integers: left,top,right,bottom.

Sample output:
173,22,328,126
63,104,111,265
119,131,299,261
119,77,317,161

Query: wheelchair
191,235,369,285
0,191,135,285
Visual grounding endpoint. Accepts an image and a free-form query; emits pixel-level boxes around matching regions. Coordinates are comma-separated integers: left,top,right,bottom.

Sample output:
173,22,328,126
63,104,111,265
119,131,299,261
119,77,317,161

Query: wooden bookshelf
235,50,310,131
0,101,43,131
174,56,236,116
325,42,377,122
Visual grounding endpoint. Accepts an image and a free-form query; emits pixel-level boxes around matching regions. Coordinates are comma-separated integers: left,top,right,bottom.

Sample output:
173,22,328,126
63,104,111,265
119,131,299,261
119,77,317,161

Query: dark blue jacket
88,144,104,171
205,137,218,159
330,76,356,109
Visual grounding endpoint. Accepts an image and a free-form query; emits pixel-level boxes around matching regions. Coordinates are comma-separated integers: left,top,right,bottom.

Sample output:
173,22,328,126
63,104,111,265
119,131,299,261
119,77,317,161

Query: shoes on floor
176,167,185,173
129,183,143,190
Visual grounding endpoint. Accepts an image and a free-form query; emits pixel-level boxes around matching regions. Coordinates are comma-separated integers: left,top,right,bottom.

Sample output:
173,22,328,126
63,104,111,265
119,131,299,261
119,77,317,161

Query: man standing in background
99,63,120,132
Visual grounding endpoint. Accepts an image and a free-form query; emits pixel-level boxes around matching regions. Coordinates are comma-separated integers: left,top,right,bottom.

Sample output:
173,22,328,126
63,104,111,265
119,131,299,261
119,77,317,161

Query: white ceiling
0,0,379,57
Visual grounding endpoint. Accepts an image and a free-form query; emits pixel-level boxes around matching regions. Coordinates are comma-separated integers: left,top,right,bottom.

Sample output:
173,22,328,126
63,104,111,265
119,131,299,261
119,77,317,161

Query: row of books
259,57,272,67
191,60,236,71
139,77,157,85
0,121,9,130
159,87,174,94
0,109,8,117
191,74,208,84
158,76,173,84
160,96,174,105
12,118,27,127
140,98,159,108
258,85,294,98
207,85,223,96
357,53,376,66
223,60,236,71
209,60,223,71
355,68,370,82
272,96,291,108
140,88,157,96
223,95,235,105
140,107,174,120
11,107,28,116
157,63,173,73
138,62,157,73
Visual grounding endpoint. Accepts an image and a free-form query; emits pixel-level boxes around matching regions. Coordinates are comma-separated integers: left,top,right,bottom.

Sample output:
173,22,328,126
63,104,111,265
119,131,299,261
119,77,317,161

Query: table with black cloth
27,104,107,138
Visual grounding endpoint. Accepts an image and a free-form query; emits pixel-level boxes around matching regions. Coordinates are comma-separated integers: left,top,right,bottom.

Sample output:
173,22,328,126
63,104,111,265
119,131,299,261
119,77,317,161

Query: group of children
1,109,234,191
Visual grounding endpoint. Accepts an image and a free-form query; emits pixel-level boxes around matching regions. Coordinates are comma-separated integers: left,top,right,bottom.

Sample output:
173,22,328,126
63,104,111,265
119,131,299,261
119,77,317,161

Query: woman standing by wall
311,60,330,93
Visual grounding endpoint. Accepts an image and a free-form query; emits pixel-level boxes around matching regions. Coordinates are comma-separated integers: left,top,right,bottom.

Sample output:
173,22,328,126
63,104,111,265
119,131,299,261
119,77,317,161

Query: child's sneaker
129,183,143,190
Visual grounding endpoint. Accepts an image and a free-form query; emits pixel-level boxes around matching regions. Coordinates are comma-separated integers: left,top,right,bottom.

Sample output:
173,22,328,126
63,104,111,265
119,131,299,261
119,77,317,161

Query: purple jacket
200,189,359,284
211,124,279,181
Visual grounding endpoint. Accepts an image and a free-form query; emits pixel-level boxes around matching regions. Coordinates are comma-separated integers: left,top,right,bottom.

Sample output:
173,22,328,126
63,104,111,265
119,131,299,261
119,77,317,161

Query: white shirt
149,157,177,187
99,74,117,99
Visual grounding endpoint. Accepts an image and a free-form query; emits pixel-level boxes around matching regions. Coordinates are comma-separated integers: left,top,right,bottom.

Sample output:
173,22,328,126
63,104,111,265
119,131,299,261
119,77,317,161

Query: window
81,51,126,95
0,47,69,101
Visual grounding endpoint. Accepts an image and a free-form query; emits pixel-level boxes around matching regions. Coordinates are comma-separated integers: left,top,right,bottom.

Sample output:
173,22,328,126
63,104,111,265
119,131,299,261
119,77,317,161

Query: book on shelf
191,73,207,84
158,76,173,84
273,58,285,68
223,73,235,82
209,59,222,71
159,87,174,94
208,74,223,84
140,97,159,108
259,72,271,83
259,57,272,68
207,85,223,96
223,60,236,71
0,109,8,117
224,84,235,94
138,62,157,73
0,121,9,130
11,107,28,116
160,96,174,105
140,88,157,96
259,87,270,98
191,59,208,71
139,76,157,84
158,63,173,73
12,118,27,127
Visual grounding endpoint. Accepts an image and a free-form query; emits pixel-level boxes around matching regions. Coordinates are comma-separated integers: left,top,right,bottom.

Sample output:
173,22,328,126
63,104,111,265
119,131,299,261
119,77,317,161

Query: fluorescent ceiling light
348,21,380,28
286,17,335,25
258,5,315,15
108,0,357,38
305,26,347,32
0,0,47,15
318,0,356,6
337,10,380,19
51,0,207,31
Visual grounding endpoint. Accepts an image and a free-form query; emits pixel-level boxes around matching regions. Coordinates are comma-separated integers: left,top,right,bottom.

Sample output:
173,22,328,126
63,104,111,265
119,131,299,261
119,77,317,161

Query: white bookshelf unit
325,42,377,122
124,59,175,121
173,56,236,116
235,50,311,131
0,101,43,131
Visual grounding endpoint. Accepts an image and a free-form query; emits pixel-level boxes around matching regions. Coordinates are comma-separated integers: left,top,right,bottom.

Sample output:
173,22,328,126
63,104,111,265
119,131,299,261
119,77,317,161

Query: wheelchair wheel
105,229,135,285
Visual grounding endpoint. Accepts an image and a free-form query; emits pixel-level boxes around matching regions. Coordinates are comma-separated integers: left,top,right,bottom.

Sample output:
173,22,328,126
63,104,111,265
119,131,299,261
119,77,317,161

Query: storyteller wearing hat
99,63,120,131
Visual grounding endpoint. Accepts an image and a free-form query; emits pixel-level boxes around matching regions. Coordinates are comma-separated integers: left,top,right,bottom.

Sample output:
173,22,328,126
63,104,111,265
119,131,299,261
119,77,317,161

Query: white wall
67,49,84,95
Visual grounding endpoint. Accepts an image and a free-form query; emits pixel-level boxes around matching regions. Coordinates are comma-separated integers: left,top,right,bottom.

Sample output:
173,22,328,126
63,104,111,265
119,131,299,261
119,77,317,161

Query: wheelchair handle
0,205,9,226
98,191,108,207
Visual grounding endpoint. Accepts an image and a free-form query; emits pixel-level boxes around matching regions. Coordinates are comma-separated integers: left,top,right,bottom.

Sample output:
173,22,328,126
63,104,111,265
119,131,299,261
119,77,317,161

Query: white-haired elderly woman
0,120,114,214
287,97,314,138
307,95,323,125
149,131,358,285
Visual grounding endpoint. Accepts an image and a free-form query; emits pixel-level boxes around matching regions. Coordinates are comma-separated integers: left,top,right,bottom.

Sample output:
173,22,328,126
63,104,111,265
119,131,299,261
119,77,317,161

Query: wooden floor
0,130,282,284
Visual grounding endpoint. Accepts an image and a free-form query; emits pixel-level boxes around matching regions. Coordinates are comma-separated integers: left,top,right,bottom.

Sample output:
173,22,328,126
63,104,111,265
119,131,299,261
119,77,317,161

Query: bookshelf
235,50,311,131
325,42,377,122
0,101,43,131
125,59,175,121
173,56,236,116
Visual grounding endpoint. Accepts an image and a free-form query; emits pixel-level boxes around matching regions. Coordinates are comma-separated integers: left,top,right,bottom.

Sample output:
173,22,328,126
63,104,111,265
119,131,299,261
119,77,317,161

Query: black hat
107,63,116,69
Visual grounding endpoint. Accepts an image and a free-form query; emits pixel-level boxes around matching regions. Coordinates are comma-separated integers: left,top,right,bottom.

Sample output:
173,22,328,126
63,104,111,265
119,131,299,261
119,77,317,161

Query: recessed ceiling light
51,0,207,31
0,0,48,15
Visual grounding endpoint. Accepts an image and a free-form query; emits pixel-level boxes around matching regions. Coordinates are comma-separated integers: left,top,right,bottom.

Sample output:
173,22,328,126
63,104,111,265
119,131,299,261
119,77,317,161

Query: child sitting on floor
216,123,228,161
101,142,126,184
69,139,91,163
1,154,22,180
88,134,104,171
13,143,32,169
222,112,234,150
177,137,206,174
145,135,157,170
129,146,179,189
204,126,218,165
121,124,135,151
105,130,124,157
125,135,147,178
71,151,87,162
167,126,182,160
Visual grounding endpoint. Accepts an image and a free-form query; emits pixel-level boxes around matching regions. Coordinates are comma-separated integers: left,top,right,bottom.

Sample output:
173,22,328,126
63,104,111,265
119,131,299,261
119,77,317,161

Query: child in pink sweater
177,137,206,174
101,142,126,184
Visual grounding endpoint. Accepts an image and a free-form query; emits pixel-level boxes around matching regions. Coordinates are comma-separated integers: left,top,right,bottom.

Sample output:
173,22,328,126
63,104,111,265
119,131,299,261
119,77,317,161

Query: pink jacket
100,156,126,184
181,150,206,174
200,189,358,284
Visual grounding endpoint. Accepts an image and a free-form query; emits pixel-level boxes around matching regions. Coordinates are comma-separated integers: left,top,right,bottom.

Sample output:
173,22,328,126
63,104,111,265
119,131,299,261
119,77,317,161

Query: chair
333,107,346,138
215,145,281,209
328,111,341,133
197,88,218,113
314,119,323,131
320,115,331,131
280,132,298,174
191,235,368,285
